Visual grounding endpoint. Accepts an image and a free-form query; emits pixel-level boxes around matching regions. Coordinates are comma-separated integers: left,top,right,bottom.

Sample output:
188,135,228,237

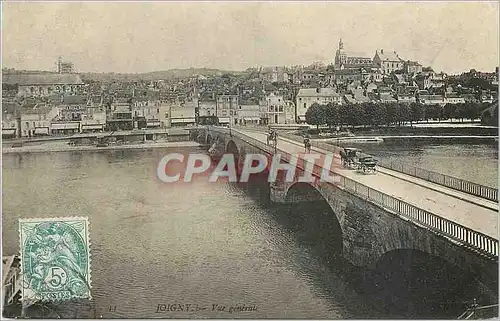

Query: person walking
304,136,311,153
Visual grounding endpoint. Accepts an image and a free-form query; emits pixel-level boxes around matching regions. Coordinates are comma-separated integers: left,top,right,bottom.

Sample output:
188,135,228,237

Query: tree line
304,101,493,129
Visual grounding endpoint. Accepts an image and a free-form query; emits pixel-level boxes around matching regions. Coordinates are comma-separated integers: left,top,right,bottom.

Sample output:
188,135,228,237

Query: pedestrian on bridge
304,136,311,153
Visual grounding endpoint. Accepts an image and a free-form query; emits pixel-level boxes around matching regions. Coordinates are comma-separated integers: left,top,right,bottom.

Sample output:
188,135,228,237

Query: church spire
339,38,344,50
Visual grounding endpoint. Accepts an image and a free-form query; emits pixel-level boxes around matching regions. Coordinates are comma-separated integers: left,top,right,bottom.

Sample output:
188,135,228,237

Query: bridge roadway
234,128,498,240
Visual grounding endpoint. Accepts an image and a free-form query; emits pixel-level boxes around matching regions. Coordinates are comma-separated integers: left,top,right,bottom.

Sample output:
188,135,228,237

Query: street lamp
229,97,233,137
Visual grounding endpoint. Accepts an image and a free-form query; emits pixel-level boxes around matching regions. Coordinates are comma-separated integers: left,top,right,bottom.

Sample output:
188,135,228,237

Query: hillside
79,68,243,82
2,68,244,82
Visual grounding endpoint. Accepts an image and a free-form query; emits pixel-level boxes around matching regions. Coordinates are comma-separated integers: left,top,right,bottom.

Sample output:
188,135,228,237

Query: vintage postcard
1,1,499,319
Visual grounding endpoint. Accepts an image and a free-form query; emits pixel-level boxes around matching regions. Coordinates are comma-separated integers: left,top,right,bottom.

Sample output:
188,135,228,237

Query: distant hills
2,68,243,82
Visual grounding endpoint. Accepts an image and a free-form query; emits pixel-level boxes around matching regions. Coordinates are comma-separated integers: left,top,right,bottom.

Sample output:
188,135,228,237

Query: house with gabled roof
296,87,342,122
373,49,404,74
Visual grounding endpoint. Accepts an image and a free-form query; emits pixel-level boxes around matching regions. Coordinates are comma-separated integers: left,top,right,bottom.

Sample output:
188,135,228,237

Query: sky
2,1,499,74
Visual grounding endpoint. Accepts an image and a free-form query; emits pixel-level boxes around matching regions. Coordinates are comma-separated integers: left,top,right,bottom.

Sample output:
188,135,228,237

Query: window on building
33,122,35,127
304,103,306,108
157,108,159,113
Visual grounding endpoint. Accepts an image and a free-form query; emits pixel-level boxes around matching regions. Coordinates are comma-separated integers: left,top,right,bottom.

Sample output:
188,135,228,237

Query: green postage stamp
19,217,91,302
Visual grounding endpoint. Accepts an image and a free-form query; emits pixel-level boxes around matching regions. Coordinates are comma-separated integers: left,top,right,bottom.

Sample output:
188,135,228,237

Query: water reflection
350,140,498,187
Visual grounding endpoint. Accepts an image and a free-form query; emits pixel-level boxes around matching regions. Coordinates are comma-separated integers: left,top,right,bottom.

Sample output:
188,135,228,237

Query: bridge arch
226,139,240,173
364,248,490,317
284,182,343,257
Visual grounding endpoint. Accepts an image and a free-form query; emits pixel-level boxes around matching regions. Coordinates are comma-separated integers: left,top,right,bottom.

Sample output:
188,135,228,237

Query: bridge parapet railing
376,160,498,202
213,127,499,259
274,130,499,203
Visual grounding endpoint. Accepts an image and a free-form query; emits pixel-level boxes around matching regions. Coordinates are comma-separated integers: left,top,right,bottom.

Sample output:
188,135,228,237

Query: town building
344,88,370,104
2,111,19,139
296,87,342,122
106,98,133,131
260,93,295,125
58,95,89,121
168,105,196,127
58,57,74,73
234,101,261,126
418,94,445,106
80,108,106,133
373,49,404,74
258,67,289,83
404,60,423,74
216,94,239,123
444,94,465,104
21,105,60,137
2,73,85,97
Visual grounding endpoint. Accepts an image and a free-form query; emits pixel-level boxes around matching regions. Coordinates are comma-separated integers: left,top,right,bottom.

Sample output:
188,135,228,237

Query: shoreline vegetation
304,101,499,135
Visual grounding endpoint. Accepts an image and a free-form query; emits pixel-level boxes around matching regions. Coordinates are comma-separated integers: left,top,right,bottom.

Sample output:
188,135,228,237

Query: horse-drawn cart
340,147,360,169
356,156,378,174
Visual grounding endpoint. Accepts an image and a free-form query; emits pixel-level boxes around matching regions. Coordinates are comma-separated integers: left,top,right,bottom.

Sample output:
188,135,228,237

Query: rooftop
61,95,88,105
375,50,402,62
3,73,84,86
297,88,340,97
20,104,54,115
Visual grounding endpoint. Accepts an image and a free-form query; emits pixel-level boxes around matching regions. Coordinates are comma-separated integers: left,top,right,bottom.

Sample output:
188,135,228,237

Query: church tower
335,38,347,68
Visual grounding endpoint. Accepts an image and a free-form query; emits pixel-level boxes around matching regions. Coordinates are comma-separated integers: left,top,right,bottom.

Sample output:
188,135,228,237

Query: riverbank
303,125,498,139
315,135,498,145
2,140,202,154
2,127,192,145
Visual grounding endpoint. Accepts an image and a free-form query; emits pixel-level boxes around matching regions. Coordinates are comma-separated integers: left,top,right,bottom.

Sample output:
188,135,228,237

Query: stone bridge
191,126,498,298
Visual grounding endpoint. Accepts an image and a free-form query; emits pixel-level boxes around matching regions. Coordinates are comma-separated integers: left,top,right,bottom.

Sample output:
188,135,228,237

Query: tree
398,103,411,125
324,103,339,130
453,103,467,122
385,102,400,126
363,102,386,127
442,103,455,121
410,102,424,124
338,103,350,129
347,103,366,128
494,105,499,126
464,102,479,121
305,103,325,130
425,104,442,121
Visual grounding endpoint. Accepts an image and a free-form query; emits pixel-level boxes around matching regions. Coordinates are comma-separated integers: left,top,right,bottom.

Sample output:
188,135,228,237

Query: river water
2,142,497,319
347,139,498,188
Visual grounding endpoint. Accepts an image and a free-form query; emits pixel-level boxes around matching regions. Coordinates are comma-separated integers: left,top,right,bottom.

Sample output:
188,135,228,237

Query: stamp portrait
19,217,91,303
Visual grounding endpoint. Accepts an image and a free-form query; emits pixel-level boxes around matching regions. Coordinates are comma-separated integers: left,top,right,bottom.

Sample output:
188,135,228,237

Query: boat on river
339,137,384,144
